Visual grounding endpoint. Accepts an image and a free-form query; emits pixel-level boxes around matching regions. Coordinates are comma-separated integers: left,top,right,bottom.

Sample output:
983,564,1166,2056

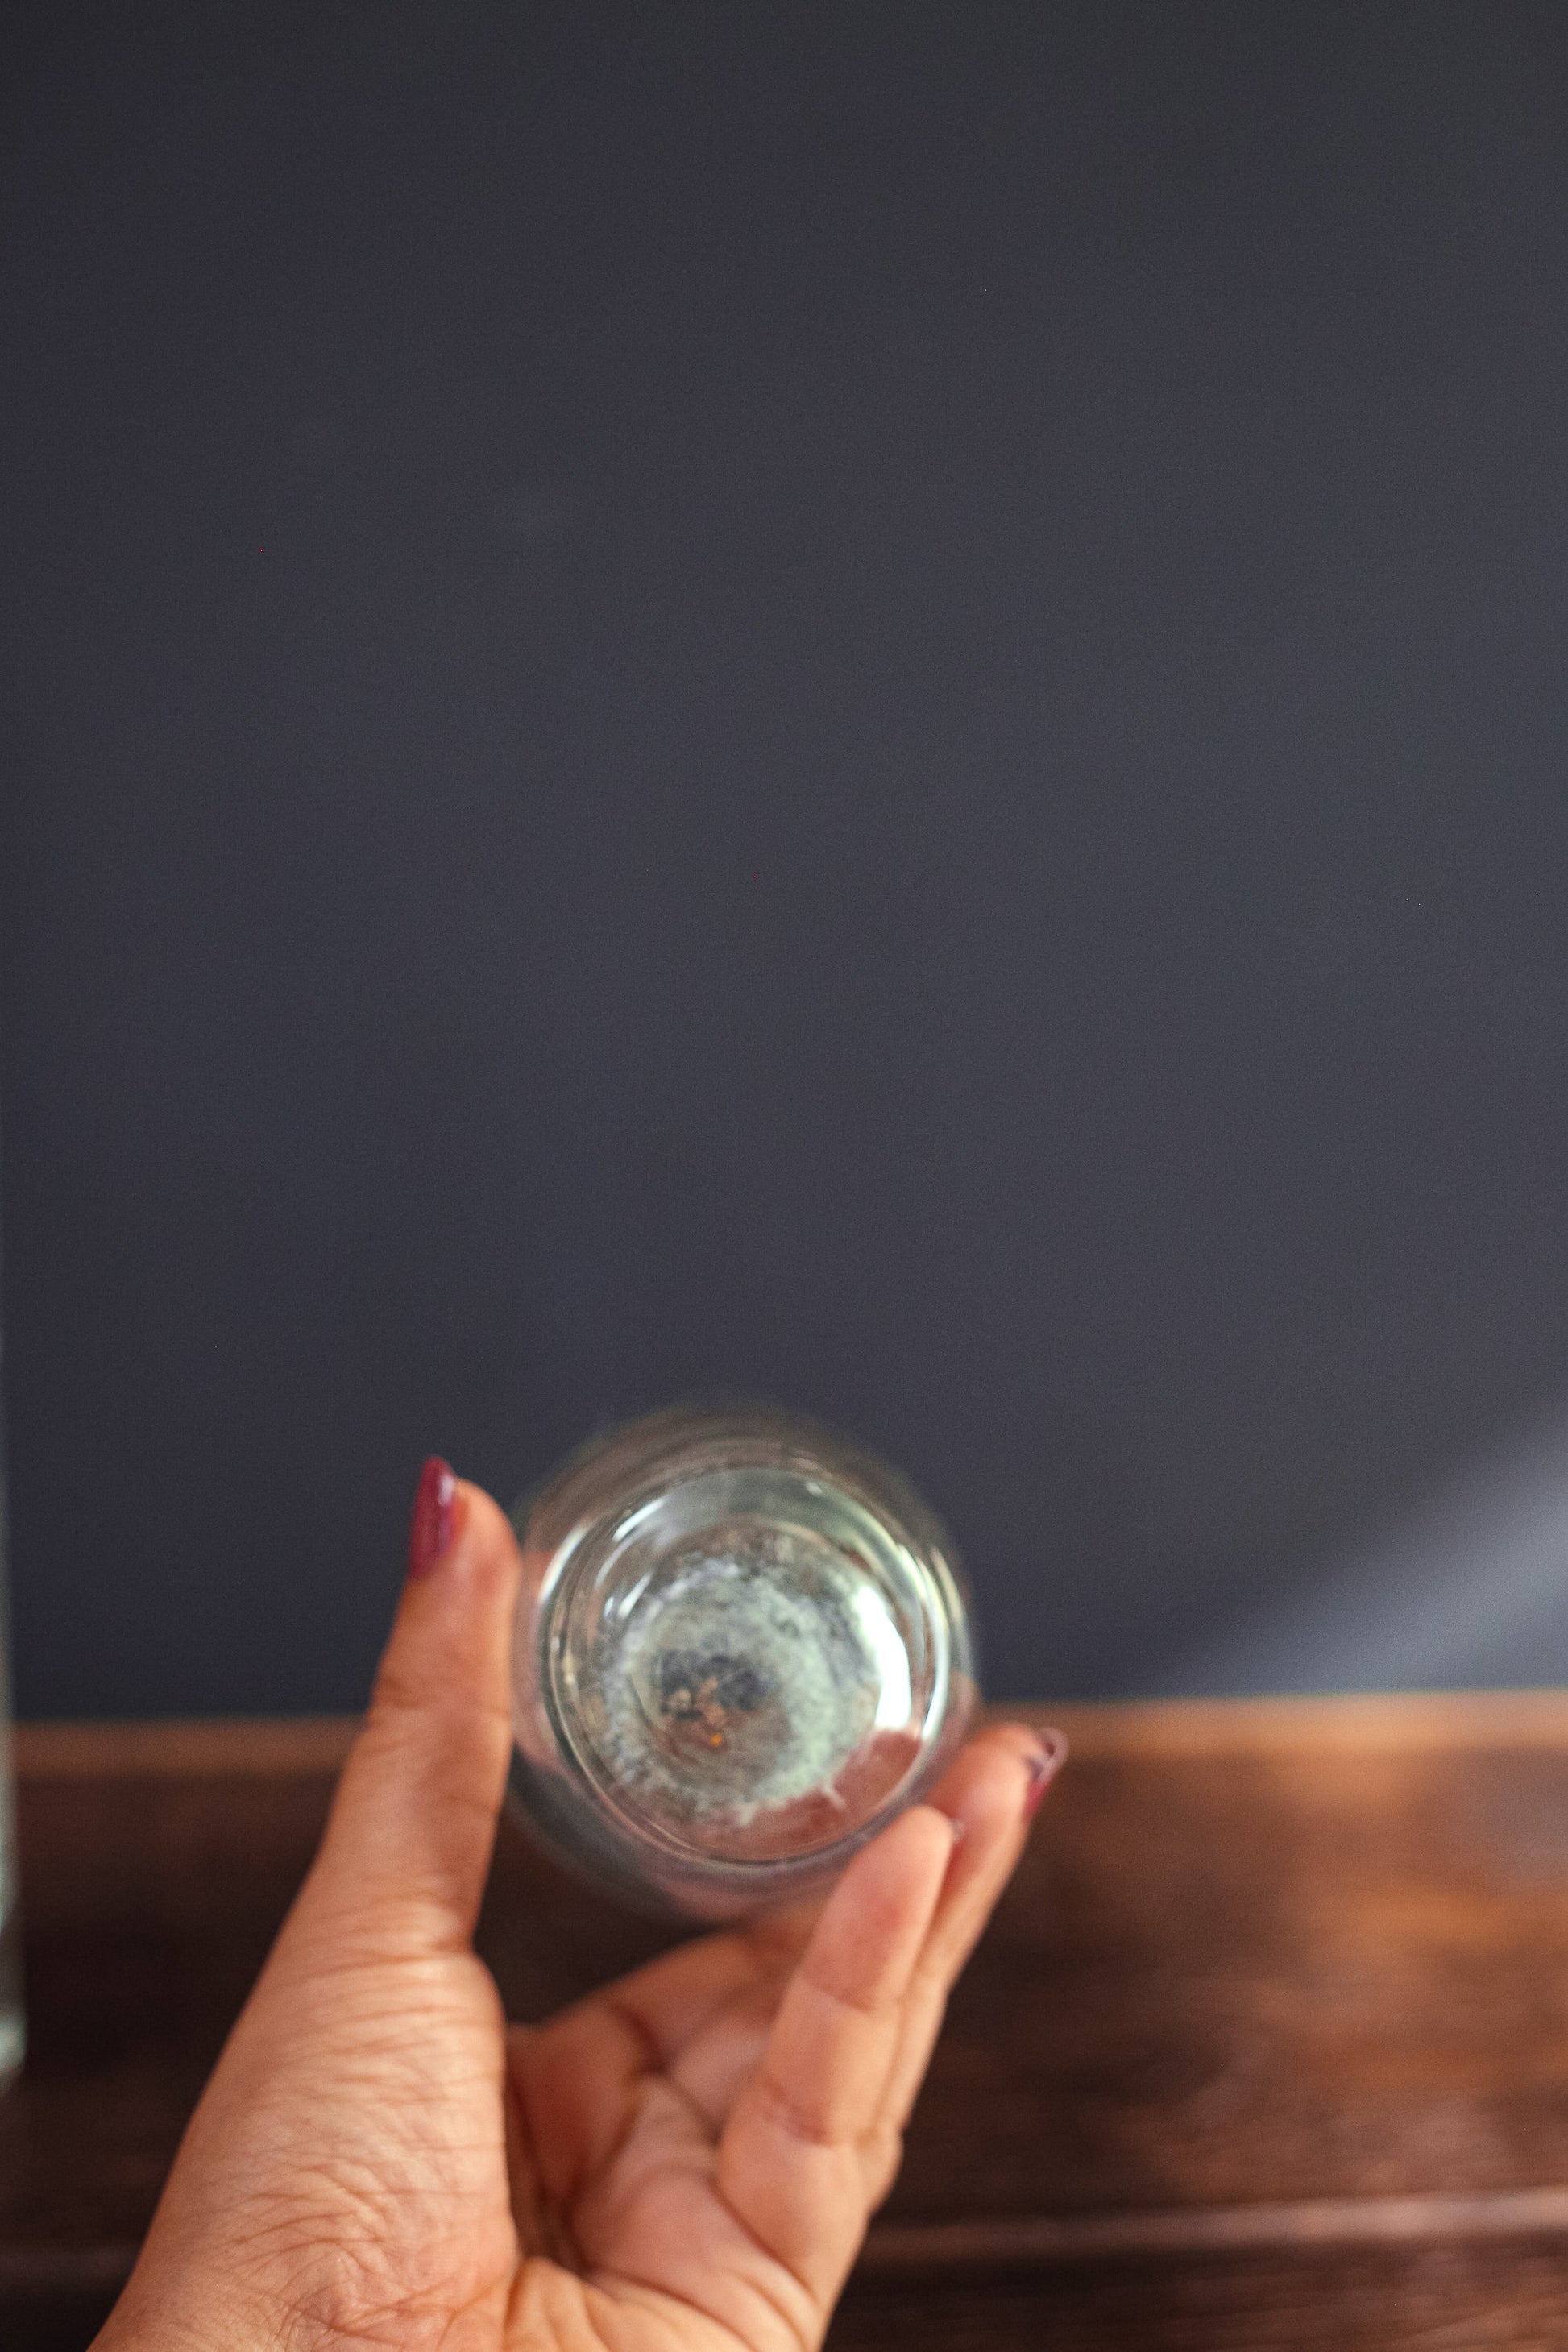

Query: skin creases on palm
504,1925,820,2348
89,1483,1048,2352
493,1747,1035,2352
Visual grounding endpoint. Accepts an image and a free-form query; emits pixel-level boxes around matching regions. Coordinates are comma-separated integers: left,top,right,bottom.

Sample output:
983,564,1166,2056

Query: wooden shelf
10,1695,1568,2348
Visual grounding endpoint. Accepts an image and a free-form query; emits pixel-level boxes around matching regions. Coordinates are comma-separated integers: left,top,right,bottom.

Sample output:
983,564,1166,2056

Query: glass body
0,1644,19,2090
0,1350,22,2088
507,1403,977,1920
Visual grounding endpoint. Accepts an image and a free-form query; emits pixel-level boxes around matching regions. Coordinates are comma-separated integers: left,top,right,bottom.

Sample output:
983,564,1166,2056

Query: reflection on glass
508,1402,977,1920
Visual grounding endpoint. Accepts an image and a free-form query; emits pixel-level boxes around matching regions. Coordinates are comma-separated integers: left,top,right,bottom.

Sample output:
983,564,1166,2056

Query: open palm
96,1480,1057,2352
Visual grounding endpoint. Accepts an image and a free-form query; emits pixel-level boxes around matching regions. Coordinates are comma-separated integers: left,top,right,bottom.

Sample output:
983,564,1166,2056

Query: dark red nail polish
409,1457,456,1578
1023,1728,1068,1817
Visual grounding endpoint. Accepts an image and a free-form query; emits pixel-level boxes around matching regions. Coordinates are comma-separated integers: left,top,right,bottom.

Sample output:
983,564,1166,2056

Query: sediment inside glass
548,1464,941,1863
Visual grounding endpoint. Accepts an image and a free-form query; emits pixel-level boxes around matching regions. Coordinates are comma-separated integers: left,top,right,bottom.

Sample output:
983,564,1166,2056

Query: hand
96,1474,1063,2352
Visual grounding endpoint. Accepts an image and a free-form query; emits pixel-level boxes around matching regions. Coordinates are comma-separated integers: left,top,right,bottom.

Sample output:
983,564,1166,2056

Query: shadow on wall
1155,1403,1568,1698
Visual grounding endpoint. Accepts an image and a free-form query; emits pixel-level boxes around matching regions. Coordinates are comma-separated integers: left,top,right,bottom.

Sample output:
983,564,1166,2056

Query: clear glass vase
0,1404,23,2089
507,1401,977,1921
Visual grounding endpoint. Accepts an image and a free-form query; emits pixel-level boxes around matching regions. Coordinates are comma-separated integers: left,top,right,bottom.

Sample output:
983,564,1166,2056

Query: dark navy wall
6,2,1568,1715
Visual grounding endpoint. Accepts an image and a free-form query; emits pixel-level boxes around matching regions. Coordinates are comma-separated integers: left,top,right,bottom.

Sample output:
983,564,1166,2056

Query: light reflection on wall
1155,1406,1568,1696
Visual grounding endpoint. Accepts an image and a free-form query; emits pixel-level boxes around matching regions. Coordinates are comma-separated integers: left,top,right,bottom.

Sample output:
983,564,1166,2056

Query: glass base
510,1402,976,1919
0,1894,23,2091
0,2006,23,2092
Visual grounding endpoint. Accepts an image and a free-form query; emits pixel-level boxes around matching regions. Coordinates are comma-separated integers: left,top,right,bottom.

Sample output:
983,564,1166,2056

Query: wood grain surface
10,1695,1568,2348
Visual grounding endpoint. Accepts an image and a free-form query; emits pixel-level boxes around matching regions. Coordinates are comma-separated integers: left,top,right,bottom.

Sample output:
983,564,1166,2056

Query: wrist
93,2276,282,2352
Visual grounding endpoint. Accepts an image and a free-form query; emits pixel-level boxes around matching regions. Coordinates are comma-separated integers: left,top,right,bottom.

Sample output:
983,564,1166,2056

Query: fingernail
409,1457,457,1578
1023,1728,1068,1818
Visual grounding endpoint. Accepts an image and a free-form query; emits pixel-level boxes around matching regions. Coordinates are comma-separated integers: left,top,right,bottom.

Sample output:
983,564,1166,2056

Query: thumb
291,1461,523,1956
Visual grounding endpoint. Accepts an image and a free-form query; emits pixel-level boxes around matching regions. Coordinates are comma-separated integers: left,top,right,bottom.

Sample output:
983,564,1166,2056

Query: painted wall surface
6,2,1568,1715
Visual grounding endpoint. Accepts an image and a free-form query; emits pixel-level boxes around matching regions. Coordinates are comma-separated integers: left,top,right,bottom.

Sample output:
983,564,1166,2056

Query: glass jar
507,1402,976,1920
0,1299,23,2089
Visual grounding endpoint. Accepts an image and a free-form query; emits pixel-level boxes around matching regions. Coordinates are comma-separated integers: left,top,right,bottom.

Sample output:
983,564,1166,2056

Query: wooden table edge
860,2184,1568,2274
15,1689,1568,1777
15,2184,1568,2304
